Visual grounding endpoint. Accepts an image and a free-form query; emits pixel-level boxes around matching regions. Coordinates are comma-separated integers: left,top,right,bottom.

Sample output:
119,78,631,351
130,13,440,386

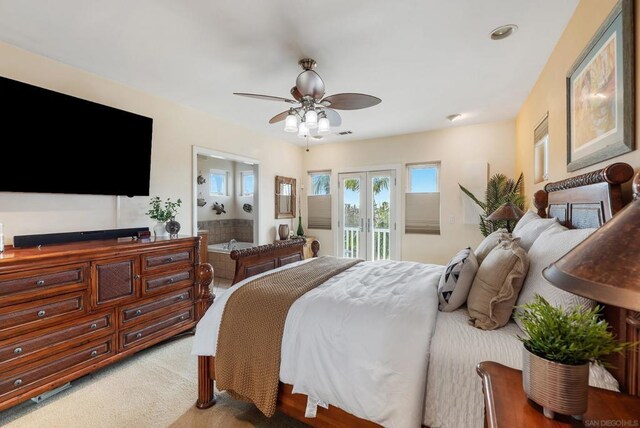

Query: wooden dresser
0,236,213,411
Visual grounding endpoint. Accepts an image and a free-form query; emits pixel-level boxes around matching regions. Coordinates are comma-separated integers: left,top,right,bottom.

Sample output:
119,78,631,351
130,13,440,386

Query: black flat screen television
1,76,153,196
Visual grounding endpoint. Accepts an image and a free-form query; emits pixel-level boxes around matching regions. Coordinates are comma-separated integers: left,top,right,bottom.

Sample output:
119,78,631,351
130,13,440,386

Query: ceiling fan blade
319,108,342,126
320,93,381,110
234,92,297,104
269,110,291,124
290,87,303,102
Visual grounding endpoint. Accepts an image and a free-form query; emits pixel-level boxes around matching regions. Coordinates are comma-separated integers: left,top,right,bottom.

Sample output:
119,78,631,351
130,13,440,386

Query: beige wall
516,0,640,202
0,42,303,245
303,120,516,265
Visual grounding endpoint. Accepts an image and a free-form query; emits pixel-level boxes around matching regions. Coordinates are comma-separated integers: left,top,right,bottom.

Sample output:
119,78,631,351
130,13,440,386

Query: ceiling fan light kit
234,58,381,140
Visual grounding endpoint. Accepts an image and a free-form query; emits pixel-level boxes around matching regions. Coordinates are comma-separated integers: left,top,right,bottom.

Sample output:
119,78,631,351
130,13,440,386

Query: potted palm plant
516,295,628,419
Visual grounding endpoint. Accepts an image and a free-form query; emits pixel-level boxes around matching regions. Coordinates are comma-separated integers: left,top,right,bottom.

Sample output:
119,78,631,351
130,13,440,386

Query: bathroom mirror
275,176,296,219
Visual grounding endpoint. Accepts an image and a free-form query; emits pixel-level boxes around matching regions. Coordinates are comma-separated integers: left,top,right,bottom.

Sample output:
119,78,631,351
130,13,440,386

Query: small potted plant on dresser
146,196,182,237
516,295,629,420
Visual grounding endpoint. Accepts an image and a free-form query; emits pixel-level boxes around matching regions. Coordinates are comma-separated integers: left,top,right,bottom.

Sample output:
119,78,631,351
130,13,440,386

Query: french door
338,170,396,261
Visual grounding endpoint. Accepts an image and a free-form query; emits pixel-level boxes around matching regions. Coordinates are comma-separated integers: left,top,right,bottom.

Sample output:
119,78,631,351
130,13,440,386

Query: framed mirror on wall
275,176,296,219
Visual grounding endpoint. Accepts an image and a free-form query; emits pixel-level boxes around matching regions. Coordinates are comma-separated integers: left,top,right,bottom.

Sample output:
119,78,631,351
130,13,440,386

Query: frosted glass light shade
298,122,309,138
305,110,318,129
284,114,298,132
318,117,330,134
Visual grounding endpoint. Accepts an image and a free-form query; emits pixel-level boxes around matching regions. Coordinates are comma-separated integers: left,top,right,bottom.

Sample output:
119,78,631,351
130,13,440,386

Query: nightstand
476,361,640,427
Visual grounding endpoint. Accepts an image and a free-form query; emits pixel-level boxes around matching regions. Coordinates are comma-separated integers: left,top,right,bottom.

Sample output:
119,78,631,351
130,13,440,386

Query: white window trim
534,134,549,183
240,170,254,196
407,163,440,193
209,169,228,196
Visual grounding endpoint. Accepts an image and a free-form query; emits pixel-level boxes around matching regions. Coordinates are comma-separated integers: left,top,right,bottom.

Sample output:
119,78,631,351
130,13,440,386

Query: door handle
360,218,364,233
367,218,371,233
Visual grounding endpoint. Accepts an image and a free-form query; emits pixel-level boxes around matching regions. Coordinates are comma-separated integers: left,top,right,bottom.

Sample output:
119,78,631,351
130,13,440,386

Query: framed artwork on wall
566,0,635,172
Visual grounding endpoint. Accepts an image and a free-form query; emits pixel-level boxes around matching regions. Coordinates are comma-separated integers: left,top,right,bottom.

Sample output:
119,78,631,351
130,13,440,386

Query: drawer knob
134,309,142,316
166,257,174,262
167,278,175,284
134,274,141,280
180,315,187,321
90,350,98,357
37,310,46,318
36,279,45,286
14,347,23,354
90,323,97,329
13,379,22,387
178,295,185,300
135,333,142,339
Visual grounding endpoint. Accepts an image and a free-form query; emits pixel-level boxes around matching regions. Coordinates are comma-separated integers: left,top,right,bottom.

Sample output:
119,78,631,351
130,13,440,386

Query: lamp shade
542,173,640,311
318,116,330,134
486,202,525,221
297,122,309,138
284,113,298,132
305,109,318,129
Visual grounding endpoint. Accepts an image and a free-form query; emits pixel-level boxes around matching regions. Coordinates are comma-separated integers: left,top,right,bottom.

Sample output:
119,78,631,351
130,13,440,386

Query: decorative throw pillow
467,240,529,330
515,222,596,329
512,217,557,252
474,228,511,264
438,248,479,312
512,210,541,235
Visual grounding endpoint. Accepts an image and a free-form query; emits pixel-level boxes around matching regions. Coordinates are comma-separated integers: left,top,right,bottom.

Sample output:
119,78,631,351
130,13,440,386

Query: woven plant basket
522,347,589,419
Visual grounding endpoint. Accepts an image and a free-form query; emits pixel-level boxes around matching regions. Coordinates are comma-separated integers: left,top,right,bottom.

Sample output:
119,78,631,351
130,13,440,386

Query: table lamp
486,202,525,233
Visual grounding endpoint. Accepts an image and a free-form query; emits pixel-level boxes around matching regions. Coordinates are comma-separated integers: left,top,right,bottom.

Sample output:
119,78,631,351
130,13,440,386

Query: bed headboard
229,238,320,285
532,162,637,395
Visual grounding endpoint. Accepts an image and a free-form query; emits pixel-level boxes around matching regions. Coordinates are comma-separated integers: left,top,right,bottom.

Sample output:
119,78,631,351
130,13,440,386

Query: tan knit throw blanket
215,256,361,417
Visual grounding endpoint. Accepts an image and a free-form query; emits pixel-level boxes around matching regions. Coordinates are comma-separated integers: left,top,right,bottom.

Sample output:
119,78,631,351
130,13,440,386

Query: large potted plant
146,196,182,237
516,295,628,419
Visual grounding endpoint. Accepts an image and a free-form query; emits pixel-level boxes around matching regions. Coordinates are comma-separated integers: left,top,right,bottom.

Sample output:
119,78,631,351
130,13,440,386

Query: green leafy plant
146,196,182,222
516,295,630,366
459,173,525,236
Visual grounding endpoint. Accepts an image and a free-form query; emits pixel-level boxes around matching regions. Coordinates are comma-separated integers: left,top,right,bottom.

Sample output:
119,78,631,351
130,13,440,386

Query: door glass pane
342,177,361,258
371,174,391,261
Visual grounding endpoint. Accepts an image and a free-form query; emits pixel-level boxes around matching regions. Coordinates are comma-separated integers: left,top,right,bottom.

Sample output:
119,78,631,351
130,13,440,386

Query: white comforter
193,258,443,428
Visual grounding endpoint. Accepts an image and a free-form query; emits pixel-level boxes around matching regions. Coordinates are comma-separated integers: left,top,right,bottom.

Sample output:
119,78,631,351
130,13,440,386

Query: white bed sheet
193,258,443,428
423,308,620,428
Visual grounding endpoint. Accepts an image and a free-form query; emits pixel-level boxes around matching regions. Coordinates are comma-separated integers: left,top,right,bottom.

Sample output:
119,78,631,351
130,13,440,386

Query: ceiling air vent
337,131,353,136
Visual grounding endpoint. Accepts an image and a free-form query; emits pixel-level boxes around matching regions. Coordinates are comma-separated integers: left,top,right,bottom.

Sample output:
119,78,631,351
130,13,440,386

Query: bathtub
208,241,254,253
208,242,254,280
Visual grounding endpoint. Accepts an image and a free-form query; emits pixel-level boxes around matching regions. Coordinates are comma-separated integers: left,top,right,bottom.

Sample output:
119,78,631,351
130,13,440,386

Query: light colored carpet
0,336,305,428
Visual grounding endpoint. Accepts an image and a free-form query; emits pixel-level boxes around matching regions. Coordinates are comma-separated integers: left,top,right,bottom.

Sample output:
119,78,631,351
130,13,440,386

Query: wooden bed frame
196,162,638,427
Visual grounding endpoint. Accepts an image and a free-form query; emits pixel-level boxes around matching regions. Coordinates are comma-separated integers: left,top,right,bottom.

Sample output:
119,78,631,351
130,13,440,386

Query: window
534,114,549,184
209,169,227,196
407,163,439,193
308,171,331,230
405,163,440,235
241,171,254,196
309,171,331,195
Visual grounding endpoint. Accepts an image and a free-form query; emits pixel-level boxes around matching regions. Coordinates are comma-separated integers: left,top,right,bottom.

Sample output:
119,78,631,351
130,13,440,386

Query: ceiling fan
234,58,381,137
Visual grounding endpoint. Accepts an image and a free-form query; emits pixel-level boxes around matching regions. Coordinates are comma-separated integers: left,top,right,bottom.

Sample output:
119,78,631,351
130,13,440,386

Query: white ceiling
0,0,579,146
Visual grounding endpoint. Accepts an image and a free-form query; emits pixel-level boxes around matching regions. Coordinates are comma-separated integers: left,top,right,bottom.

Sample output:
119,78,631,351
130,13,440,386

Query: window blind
307,195,331,230
405,192,440,234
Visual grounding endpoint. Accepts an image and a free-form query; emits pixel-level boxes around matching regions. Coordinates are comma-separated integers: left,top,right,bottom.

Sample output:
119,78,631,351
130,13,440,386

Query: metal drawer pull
134,309,142,316
165,257,174,263
90,323,97,329
36,279,45,286
166,278,175,284
13,379,22,387
135,333,142,339
14,347,23,354
180,315,187,320
178,295,185,300
37,310,46,318
90,350,98,357
134,274,141,280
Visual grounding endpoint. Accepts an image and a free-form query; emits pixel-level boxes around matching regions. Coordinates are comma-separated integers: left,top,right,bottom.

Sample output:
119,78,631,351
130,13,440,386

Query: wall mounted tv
1,76,153,196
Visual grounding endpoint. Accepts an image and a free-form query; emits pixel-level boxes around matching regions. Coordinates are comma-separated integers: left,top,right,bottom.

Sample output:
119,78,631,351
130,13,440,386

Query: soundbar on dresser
13,227,150,248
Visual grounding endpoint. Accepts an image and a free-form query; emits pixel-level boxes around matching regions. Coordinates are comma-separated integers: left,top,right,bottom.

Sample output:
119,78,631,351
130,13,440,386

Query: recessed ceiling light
490,24,518,40
447,114,462,122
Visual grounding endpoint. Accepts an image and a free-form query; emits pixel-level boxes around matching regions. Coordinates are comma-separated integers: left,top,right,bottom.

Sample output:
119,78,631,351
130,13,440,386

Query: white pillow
515,222,597,329
512,217,557,251
512,210,540,235
438,248,479,312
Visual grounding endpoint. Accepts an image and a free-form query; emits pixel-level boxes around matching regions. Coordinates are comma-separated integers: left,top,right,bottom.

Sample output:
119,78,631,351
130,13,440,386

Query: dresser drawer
142,248,194,272
0,292,86,340
0,263,87,306
142,268,194,295
0,311,113,370
120,288,193,327
119,306,193,351
0,337,113,399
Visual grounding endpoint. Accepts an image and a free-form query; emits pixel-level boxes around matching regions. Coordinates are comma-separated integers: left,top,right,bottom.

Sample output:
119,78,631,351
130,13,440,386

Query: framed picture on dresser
566,0,635,172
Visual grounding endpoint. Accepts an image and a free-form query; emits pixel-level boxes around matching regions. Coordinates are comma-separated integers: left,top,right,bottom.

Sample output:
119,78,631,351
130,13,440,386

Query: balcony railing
343,227,390,260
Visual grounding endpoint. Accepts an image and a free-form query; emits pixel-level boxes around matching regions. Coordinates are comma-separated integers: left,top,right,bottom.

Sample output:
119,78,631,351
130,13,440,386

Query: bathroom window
210,169,227,196
241,171,254,196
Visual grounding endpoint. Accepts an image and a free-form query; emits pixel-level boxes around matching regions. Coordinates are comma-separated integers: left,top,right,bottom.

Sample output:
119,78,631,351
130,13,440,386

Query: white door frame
191,146,260,244
333,164,402,260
